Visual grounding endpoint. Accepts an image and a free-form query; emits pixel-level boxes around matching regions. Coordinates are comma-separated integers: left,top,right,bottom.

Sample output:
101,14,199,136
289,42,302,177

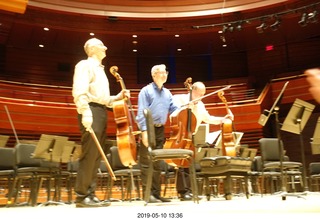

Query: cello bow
181,85,231,108
89,128,116,181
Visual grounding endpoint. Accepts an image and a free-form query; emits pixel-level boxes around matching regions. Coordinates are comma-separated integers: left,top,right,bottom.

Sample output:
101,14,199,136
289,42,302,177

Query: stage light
298,12,308,27
235,23,242,31
270,16,281,31
256,21,268,33
308,10,318,23
222,25,228,33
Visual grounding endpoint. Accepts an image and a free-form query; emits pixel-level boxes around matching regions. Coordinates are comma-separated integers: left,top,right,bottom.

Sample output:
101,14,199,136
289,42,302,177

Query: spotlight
308,10,318,23
298,12,307,27
222,25,228,33
235,22,242,31
270,16,281,31
256,22,268,33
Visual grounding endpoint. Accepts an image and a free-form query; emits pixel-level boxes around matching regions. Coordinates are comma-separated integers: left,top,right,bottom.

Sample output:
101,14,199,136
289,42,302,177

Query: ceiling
0,0,320,58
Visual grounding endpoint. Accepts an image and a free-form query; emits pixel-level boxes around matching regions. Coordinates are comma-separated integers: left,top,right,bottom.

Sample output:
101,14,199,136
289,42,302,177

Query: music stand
311,117,320,155
258,81,291,200
281,98,315,193
258,81,289,126
32,134,69,206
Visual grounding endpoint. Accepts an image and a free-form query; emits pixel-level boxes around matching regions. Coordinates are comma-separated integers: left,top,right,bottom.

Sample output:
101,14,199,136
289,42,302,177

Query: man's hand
82,109,93,131
117,89,130,100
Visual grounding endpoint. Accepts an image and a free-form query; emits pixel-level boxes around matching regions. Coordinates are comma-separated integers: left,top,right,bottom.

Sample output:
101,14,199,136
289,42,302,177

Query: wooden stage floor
0,192,319,219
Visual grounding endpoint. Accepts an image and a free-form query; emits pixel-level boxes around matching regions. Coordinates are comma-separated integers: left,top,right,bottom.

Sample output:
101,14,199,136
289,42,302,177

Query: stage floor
0,192,319,219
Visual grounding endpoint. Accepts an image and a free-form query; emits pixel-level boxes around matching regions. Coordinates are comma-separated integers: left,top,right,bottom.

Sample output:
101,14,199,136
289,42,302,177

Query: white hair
151,64,166,76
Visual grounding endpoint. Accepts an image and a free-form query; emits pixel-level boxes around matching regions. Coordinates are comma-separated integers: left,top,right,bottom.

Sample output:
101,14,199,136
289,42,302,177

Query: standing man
136,64,179,203
72,38,129,207
172,81,234,200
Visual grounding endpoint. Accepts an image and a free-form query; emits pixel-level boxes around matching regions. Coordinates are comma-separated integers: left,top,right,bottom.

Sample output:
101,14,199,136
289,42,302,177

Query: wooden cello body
110,66,138,167
163,78,197,168
218,91,237,157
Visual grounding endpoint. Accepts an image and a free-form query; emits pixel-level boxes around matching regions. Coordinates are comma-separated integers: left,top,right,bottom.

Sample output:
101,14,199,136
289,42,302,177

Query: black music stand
32,134,69,206
311,117,320,155
258,81,292,200
281,98,315,194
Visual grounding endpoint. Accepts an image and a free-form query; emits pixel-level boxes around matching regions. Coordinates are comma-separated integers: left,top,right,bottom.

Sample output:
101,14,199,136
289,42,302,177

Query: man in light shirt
172,81,234,200
72,38,129,207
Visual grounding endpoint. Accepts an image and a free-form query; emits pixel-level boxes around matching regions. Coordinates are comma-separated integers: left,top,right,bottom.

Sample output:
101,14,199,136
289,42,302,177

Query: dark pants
139,126,165,197
75,104,106,201
176,168,191,195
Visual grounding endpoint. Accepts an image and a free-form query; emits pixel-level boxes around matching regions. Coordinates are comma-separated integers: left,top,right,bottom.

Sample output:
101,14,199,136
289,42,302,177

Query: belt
89,102,106,109
154,124,163,127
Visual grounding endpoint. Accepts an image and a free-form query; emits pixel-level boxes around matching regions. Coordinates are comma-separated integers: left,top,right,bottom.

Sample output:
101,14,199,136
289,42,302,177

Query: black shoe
148,195,162,203
180,193,192,201
91,196,100,203
154,195,171,202
75,197,103,208
99,200,111,207
90,196,111,207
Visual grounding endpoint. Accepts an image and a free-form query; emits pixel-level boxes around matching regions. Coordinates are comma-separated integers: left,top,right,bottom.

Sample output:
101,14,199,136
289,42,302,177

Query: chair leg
188,158,199,203
144,160,154,205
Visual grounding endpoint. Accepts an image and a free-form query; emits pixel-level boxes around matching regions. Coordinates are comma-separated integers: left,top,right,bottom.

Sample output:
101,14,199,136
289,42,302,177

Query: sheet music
215,132,244,148
206,130,221,145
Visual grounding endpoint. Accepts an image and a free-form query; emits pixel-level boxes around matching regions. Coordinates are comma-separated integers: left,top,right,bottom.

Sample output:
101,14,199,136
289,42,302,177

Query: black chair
143,108,198,205
108,146,141,201
0,147,16,204
309,162,320,191
7,143,58,206
259,138,303,196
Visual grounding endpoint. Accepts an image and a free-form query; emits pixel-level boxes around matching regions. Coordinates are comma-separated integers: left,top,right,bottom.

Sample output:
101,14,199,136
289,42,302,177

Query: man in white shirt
172,81,233,200
72,38,129,207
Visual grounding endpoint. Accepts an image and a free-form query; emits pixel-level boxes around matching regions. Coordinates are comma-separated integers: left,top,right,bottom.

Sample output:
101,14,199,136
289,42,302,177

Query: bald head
191,81,206,101
192,82,206,93
83,38,107,56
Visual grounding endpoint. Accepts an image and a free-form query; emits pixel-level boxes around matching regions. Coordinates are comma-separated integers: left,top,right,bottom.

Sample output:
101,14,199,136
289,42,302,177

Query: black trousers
139,126,165,197
75,103,107,201
176,168,191,195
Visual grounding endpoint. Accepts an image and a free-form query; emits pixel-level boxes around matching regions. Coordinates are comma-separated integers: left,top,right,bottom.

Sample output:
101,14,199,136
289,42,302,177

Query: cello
217,91,237,157
163,77,197,168
109,66,140,167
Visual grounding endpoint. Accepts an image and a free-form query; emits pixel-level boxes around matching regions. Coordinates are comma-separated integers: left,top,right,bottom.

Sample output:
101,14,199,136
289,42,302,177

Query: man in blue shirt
136,64,179,203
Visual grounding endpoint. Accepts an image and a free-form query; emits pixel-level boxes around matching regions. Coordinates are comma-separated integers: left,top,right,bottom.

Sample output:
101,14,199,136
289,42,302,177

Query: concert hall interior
0,0,320,216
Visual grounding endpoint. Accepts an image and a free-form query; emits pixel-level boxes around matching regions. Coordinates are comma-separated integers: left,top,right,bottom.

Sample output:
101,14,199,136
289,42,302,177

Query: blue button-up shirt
136,82,178,131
